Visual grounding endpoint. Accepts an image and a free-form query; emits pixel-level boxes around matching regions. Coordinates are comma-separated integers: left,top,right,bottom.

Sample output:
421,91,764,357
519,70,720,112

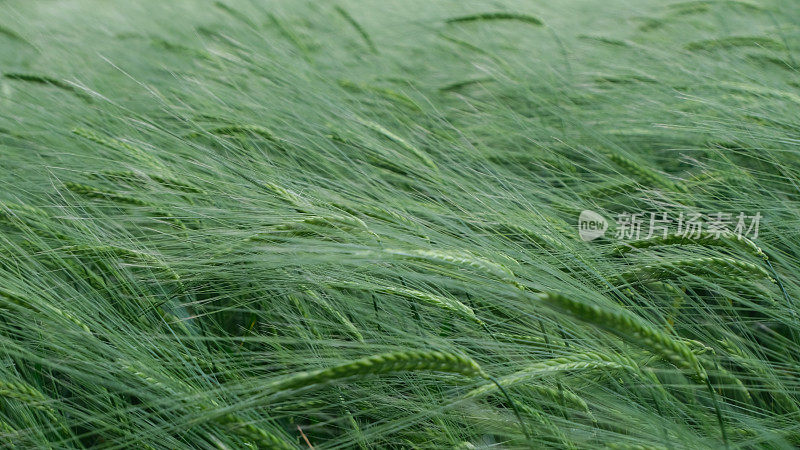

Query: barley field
1,0,800,448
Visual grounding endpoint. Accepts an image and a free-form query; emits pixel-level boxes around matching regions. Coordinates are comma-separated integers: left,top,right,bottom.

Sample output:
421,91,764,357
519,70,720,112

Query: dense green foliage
1,0,800,448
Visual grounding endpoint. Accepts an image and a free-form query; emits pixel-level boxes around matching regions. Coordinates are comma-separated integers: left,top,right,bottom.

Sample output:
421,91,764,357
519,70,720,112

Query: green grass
1,0,800,448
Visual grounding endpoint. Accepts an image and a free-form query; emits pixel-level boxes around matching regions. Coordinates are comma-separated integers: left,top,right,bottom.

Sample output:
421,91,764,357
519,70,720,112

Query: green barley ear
355,118,438,172
121,360,292,449
605,443,667,450
0,379,51,411
383,248,517,284
89,170,204,194
63,244,181,282
262,182,313,209
611,231,766,260
64,181,149,206
62,182,186,229
338,80,420,110
275,215,371,233
266,13,314,61
465,351,635,398
476,222,570,251
0,201,60,238
602,150,685,193
439,77,495,92
331,281,482,325
533,291,706,379
617,256,774,284
685,36,784,51
72,128,162,168
0,287,91,334
329,201,422,233
4,73,90,101
0,24,35,48
248,215,376,242
577,180,640,199
213,2,257,28
445,12,543,26
520,384,591,416
267,350,488,394
184,124,277,141
304,290,364,342
215,414,296,450
666,0,766,14
148,174,204,194
334,6,377,53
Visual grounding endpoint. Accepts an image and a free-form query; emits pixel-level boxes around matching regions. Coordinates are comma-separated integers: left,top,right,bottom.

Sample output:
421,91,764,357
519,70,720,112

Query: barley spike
533,291,706,378
446,12,543,26
267,350,487,393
